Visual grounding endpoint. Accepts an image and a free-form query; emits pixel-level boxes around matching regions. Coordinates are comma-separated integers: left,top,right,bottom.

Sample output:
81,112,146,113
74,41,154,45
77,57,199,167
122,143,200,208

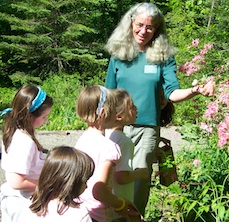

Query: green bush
0,87,17,110
40,71,106,130
39,73,86,130
0,87,17,126
145,128,229,222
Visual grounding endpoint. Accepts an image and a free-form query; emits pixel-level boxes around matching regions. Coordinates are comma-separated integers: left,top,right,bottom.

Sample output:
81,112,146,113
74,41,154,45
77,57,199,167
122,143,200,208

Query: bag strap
159,137,171,146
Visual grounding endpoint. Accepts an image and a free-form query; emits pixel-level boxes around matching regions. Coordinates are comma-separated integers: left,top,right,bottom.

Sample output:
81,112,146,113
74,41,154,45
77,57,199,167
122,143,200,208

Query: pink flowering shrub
200,79,229,150
164,40,229,221
179,40,213,76
178,39,229,149
200,78,229,149
174,39,220,126
146,39,229,222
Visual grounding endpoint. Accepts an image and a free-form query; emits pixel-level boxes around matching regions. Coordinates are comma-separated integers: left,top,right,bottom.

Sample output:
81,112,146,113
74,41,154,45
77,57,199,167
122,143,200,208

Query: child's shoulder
48,200,91,220
12,129,34,144
77,129,120,152
105,129,132,146
105,129,126,139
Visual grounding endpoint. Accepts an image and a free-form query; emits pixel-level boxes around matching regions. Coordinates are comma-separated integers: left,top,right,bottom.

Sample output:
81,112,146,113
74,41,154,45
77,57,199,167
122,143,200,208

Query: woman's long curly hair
105,2,176,64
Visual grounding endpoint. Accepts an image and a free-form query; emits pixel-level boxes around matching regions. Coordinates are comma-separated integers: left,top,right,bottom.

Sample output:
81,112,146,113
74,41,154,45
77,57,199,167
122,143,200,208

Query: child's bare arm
92,161,129,212
115,168,149,184
10,172,37,191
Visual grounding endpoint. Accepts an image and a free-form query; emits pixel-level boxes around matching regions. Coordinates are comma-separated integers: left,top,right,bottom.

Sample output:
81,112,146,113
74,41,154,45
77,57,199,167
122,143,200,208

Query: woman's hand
197,81,216,97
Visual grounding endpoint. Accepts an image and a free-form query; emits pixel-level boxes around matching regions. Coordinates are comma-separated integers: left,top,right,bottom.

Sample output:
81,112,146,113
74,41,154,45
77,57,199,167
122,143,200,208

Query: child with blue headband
75,85,133,222
0,85,53,222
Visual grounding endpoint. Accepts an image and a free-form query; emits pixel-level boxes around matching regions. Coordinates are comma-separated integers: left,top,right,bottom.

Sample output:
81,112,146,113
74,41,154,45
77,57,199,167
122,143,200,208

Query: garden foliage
145,39,229,221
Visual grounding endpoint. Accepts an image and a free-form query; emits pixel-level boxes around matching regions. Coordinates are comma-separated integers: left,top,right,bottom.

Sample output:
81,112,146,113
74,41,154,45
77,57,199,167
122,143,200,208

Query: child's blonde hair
76,85,117,124
113,88,136,122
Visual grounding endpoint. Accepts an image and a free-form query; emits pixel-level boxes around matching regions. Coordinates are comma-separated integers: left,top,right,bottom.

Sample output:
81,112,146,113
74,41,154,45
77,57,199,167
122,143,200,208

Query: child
0,85,53,222
105,89,148,221
19,146,95,221
75,85,130,222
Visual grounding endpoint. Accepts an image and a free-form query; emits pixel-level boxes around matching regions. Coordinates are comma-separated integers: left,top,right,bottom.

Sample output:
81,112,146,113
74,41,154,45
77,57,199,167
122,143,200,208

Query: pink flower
204,43,213,50
220,92,229,105
193,159,201,168
200,49,208,55
217,115,229,147
204,101,219,120
208,76,215,82
200,122,213,133
192,55,205,63
192,39,200,47
178,65,186,72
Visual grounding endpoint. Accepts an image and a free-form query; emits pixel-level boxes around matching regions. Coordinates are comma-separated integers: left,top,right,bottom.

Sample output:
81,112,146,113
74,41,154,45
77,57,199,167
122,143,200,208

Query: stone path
0,126,190,184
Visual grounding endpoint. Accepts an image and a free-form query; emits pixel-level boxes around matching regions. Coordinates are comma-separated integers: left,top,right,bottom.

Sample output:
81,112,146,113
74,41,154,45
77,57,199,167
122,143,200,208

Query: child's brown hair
76,85,116,124
29,146,95,216
2,85,53,152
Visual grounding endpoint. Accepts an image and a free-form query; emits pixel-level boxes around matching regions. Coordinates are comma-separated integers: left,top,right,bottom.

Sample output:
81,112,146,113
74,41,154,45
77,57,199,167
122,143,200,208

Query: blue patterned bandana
96,86,107,115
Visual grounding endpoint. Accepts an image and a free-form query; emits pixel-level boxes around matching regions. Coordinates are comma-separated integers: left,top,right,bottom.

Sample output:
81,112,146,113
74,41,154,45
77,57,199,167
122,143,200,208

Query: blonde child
0,85,53,222
75,85,130,222
19,146,95,221
106,89,148,221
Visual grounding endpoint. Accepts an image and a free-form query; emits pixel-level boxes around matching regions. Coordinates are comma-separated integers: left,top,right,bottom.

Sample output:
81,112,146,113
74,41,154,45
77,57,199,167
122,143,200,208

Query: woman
105,2,215,215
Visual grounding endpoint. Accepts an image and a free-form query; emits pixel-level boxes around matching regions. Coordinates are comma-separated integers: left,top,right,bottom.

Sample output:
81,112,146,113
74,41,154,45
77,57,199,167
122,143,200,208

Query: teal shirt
105,52,180,126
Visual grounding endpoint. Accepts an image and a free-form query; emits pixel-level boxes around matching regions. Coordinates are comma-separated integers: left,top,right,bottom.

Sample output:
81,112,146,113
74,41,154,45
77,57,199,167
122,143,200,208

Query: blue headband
0,87,47,116
0,108,12,116
96,86,107,115
29,87,47,112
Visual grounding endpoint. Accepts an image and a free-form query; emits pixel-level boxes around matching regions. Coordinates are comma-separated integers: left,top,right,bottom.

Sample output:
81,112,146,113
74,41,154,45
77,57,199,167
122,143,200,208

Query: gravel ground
0,126,190,219
0,126,190,185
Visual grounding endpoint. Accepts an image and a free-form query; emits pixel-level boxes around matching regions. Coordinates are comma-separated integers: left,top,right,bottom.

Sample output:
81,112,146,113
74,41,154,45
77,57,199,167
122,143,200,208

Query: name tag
144,65,157,74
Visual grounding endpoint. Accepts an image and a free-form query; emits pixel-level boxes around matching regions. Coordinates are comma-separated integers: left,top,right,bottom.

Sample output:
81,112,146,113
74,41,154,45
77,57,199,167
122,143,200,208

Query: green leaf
187,201,198,215
218,205,225,221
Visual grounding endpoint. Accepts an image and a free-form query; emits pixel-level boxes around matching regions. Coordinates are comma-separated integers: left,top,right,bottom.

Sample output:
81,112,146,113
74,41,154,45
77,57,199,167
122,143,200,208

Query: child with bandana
0,85,53,222
75,85,133,222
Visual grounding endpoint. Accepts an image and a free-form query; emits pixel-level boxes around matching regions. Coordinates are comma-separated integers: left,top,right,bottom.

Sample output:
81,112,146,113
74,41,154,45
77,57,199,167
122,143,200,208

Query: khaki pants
124,125,160,216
